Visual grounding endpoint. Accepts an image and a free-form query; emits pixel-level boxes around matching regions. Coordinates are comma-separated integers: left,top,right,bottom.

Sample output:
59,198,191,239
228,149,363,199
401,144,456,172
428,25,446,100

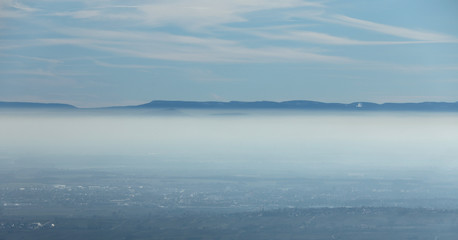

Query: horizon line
1,99,458,110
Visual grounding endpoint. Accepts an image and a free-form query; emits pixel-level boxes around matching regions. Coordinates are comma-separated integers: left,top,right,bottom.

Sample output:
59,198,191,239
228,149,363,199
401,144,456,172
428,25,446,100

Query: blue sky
1,0,457,107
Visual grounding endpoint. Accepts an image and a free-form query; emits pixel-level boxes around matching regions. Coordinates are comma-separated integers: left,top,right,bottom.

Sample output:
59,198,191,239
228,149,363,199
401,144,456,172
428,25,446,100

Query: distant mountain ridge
0,101,76,109
1,100,458,111
133,100,458,111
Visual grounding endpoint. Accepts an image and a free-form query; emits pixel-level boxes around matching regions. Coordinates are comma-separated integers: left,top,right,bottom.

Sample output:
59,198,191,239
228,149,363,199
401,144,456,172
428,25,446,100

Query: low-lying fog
1,110,457,178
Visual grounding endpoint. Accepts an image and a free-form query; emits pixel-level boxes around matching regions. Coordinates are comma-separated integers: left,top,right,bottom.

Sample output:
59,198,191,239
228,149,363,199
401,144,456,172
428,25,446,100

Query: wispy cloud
1,1,456,67
253,31,434,45
334,61,458,73
0,54,62,64
0,0,37,12
46,0,323,29
54,28,236,46
326,15,458,43
52,10,100,19
24,27,352,63
0,1,348,64
0,0,37,18
8,1,36,12
86,39,351,63
133,0,322,29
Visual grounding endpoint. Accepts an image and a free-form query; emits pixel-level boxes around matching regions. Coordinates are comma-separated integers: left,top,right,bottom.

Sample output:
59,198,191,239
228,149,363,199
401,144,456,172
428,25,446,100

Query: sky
0,0,458,107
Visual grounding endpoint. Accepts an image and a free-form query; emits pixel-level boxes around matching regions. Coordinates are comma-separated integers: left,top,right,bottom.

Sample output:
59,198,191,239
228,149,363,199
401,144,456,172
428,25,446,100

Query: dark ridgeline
0,101,76,109
1,100,458,111
129,100,458,111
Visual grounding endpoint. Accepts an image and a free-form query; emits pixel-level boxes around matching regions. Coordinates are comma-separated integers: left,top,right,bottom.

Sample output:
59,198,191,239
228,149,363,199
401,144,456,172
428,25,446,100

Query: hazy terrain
1,109,458,239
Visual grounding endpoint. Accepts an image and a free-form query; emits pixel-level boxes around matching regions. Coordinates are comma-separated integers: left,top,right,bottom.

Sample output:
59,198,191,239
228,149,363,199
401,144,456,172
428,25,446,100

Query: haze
2,111,457,177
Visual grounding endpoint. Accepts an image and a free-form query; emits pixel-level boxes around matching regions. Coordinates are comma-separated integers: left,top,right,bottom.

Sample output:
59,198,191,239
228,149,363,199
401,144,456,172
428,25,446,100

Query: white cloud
0,54,62,64
1,1,347,63
328,15,458,43
53,10,100,19
334,61,458,74
253,30,433,45
2,0,456,65
134,0,320,29
45,0,323,29
29,27,351,63
85,38,351,63
8,1,36,12
0,0,37,18
0,0,36,12
55,28,237,46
